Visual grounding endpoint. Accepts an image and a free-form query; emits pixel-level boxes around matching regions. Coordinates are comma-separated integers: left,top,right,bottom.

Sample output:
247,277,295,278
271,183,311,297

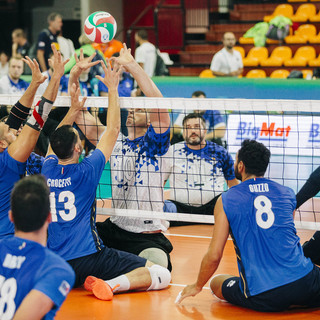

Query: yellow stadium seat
285,24,317,43
270,70,290,79
309,32,320,43
233,46,245,59
199,69,215,78
310,11,320,22
264,4,294,22
242,47,269,67
288,0,307,2
261,46,292,67
239,37,254,45
246,69,267,78
291,4,317,22
284,46,316,67
302,69,313,79
308,54,320,67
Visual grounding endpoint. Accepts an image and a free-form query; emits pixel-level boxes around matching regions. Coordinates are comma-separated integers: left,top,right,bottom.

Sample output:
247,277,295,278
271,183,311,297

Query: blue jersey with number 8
222,178,313,297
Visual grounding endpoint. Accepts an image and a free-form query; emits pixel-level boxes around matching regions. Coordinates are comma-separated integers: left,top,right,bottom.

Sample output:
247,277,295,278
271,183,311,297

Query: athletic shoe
84,276,119,301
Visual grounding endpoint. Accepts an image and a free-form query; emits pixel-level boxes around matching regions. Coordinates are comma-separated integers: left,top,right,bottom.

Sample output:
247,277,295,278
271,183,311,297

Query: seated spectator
11,28,30,58
0,56,29,94
0,51,9,79
171,91,226,146
210,32,243,77
164,113,238,226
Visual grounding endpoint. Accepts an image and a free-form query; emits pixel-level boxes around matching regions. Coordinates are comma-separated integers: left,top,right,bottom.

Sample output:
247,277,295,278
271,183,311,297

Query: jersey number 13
50,191,77,222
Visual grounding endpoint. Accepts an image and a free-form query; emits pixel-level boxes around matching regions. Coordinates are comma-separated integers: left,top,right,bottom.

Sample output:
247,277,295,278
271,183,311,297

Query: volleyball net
1,94,319,230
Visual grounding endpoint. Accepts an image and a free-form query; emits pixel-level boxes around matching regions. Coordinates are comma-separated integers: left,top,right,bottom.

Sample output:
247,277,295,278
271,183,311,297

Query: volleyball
84,11,117,43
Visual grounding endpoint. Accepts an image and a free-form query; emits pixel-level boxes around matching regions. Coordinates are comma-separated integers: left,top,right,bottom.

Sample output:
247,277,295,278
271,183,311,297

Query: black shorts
221,265,320,312
96,218,173,271
68,247,147,288
169,194,220,227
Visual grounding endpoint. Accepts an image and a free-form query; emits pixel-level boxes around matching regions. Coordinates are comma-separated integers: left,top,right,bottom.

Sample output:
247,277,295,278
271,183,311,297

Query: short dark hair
137,30,148,40
191,91,206,98
47,12,62,23
237,139,270,176
50,125,77,159
182,112,206,128
11,175,50,232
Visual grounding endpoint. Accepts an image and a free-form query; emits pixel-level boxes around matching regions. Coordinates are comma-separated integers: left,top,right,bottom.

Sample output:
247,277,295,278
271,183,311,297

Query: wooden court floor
56,221,320,320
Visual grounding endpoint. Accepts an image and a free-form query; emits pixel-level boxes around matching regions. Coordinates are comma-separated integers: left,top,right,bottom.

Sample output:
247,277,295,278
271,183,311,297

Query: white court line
170,283,210,290
164,233,232,240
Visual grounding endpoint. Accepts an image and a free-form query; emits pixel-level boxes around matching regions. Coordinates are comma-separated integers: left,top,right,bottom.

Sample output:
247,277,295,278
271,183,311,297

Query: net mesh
2,94,320,230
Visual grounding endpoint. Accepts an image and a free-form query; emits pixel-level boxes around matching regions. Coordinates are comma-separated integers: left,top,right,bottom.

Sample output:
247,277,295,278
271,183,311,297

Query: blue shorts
68,247,147,287
221,265,320,312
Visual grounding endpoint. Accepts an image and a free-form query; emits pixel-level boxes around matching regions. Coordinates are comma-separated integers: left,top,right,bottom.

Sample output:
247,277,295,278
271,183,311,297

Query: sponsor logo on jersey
59,280,71,296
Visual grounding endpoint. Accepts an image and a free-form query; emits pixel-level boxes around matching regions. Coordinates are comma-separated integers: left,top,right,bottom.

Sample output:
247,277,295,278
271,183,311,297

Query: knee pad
139,248,168,268
147,264,171,291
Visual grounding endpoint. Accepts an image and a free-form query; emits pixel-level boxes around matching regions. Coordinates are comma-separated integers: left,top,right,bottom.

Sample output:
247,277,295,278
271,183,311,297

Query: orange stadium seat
261,46,292,67
233,46,245,59
310,10,320,22
284,46,316,67
285,24,317,43
242,47,269,67
291,4,317,22
308,54,320,67
308,31,320,43
246,69,267,78
288,0,307,2
199,69,215,78
302,69,313,78
264,4,294,22
270,69,290,78
239,37,254,45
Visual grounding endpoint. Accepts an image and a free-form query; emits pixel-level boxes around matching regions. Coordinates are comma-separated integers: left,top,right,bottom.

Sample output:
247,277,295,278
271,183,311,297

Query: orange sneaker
84,276,120,301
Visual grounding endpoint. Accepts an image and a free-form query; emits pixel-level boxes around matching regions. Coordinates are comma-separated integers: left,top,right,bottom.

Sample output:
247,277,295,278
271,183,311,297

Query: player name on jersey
249,183,269,193
47,177,72,188
3,253,26,269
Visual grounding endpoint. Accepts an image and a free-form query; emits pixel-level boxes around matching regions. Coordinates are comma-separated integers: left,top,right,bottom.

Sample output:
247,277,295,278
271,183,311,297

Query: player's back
0,237,75,320
222,178,313,297
42,149,105,260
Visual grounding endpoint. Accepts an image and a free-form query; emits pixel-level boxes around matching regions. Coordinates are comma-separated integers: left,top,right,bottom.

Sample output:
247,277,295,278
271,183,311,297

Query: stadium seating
233,46,245,59
199,69,215,78
239,37,254,45
261,46,292,67
308,54,320,67
269,70,290,79
310,10,320,22
290,4,317,22
242,47,269,67
264,4,294,22
284,46,316,66
285,24,317,43
288,0,307,2
309,32,320,43
246,69,267,78
302,69,313,78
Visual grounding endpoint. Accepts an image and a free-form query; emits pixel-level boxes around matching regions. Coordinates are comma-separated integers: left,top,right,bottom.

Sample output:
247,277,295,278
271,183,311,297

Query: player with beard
164,113,238,226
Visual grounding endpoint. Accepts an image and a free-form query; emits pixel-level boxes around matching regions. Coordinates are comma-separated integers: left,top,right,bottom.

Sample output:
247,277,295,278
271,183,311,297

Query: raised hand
22,56,47,85
96,60,122,91
111,43,134,67
70,49,101,77
69,83,87,112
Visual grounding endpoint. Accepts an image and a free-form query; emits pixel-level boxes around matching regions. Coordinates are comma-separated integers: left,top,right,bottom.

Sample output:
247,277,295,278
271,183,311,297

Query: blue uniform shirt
26,152,44,175
42,149,106,260
0,237,75,319
0,149,26,238
222,178,313,297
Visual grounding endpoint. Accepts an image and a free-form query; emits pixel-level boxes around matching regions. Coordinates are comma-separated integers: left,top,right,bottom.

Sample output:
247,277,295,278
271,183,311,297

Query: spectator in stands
11,28,30,58
164,113,238,226
312,68,320,80
57,30,75,61
171,91,226,146
0,56,29,94
37,12,62,71
135,29,157,78
0,51,9,79
210,32,243,77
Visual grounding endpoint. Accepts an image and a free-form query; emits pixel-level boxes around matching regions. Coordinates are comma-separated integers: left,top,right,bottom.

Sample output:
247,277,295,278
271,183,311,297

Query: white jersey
210,48,243,75
167,141,235,206
110,126,171,232
135,42,157,78
0,75,28,94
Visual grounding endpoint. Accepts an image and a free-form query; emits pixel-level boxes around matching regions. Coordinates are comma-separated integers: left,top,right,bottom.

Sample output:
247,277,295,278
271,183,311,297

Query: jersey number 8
0,276,17,320
254,195,275,229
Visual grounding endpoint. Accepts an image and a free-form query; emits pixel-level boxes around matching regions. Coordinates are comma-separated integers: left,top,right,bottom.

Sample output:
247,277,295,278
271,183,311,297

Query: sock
26,97,53,131
106,275,130,293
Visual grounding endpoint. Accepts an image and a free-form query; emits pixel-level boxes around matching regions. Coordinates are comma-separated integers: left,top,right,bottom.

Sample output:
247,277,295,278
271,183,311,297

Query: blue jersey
42,149,105,260
222,178,313,297
99,72,134,97
0,149,26,238
0,237,75,320
26,152,44,175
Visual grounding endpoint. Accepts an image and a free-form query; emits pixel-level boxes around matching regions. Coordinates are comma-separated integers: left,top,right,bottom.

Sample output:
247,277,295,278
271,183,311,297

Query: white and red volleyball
84,11,117,43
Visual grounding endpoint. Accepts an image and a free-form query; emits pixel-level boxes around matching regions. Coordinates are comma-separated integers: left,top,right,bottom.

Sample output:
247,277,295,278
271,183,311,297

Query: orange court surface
56,214,320,320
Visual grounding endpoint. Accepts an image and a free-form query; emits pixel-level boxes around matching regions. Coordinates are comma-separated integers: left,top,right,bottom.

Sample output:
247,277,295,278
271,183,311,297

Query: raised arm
95,60,121,162
113,44,170,133
8,44,68,162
